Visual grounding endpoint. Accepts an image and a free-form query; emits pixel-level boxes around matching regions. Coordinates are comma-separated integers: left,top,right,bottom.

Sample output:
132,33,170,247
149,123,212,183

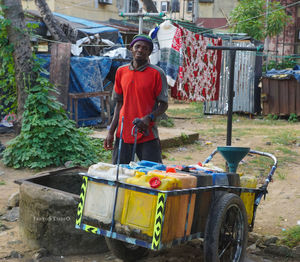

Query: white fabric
157,20,177,49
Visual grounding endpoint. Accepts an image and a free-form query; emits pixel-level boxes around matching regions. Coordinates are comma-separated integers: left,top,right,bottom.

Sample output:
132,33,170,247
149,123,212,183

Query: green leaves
0,11,16,118
229,0,292,40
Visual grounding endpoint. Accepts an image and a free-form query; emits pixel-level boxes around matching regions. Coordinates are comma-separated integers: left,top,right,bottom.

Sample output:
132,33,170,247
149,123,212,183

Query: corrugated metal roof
196,18,228,29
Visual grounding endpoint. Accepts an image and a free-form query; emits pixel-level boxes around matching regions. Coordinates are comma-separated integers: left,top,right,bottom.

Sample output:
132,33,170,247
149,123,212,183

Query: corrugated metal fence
204,40,258,115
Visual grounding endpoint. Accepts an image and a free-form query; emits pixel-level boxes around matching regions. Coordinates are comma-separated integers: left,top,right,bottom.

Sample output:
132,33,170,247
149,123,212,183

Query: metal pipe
207,45,264,145
120,12,165,17
227,49,236,146
109,116,124,233
207,46,263,52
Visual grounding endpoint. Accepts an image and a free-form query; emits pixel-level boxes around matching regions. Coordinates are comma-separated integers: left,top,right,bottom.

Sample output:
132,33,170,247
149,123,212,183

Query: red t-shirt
114,62,168,144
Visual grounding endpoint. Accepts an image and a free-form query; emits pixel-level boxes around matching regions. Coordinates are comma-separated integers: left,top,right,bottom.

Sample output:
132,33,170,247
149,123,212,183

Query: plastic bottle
240,175,257,224
83,163,135,225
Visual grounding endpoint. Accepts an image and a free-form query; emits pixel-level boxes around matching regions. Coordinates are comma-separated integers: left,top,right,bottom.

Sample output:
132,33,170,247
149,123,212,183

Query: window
161,1,170,12
171,0,180,12
187,1,193,13
199,0,214,2
297,6,300,17
98,0,112,4
297,29,300,42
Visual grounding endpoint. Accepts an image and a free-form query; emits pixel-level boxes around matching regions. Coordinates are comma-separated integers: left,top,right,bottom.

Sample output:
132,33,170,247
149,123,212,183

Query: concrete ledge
18,172,108,256
90,127,199,149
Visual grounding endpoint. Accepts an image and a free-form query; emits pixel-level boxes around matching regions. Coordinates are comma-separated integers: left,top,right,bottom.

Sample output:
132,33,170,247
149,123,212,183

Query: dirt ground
0,102,300,261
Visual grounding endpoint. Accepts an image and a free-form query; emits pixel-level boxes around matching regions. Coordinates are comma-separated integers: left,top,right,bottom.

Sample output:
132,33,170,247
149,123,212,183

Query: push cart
75,146,277,262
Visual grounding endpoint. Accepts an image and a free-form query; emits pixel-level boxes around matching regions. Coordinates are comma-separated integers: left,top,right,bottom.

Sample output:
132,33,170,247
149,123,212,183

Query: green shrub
158,118,174,127
288,113,298,123
266,114,279,120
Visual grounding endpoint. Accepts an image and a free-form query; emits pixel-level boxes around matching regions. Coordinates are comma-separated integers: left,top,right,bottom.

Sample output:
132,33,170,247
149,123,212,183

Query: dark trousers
112,138,162,164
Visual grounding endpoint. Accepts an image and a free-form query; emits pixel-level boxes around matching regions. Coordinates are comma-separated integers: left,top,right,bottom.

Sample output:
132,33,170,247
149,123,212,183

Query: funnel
217,146,250,173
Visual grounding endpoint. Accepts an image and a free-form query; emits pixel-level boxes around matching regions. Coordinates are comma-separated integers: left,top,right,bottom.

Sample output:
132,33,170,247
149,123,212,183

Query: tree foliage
0,10,16,118
229,0,292,40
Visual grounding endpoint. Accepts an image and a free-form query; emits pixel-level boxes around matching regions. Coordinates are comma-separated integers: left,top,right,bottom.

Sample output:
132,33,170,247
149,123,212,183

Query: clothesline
33,34,300,61
149,22,223,102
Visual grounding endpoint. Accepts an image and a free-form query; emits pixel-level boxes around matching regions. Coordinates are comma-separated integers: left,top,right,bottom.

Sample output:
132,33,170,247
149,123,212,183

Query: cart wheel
204,193,248,262
105,237,149,262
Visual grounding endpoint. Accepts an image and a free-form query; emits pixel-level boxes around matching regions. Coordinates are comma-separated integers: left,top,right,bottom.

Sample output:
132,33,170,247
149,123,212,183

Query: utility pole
138,0,143,34
265,0,269,70
193,0,198,23
120,4,165,34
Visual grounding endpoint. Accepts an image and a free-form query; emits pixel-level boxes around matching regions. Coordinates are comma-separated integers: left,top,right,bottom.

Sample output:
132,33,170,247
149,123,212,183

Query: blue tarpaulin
38,54,112,126
266,66,300,83
53,12,124,45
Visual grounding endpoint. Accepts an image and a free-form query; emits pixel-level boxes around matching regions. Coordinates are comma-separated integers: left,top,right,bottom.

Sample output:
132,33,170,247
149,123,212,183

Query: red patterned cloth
171,26,222,101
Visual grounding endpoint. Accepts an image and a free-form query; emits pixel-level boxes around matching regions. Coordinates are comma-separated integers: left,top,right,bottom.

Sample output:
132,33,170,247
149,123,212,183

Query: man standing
104,34,168,164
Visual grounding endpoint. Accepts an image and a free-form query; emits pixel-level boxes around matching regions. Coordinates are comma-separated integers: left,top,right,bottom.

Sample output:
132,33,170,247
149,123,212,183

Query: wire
34,33,300,60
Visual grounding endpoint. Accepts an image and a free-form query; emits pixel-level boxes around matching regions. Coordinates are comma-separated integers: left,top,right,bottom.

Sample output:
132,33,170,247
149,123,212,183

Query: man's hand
104,132,114,150
133,117,150,135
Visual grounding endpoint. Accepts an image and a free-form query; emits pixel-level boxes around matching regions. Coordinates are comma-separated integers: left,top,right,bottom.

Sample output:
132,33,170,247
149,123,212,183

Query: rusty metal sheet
262,77,300,116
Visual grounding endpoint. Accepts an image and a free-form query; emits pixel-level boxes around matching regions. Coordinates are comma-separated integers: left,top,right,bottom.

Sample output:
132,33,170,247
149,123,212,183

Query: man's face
131,40,151,62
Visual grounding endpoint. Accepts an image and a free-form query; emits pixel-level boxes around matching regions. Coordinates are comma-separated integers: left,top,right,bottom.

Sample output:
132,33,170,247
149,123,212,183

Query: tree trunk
2,0,36,134
34,0,70,43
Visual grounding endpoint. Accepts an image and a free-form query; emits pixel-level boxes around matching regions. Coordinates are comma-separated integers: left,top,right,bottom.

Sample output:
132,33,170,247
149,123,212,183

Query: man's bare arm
104,101,123,150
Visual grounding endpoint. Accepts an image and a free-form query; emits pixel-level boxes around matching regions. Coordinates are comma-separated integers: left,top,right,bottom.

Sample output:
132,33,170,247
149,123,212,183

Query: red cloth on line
171,26,222,102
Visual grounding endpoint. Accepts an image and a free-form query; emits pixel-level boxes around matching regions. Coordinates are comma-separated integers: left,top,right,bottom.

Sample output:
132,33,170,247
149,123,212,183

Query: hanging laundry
171,26,222,101
149,20,181,87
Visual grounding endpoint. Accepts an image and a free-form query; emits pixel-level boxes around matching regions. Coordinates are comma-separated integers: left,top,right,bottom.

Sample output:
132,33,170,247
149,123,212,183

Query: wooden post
50,42,71,111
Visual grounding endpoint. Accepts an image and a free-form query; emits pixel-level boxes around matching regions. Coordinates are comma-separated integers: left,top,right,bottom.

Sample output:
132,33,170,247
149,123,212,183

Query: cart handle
203,148,278,199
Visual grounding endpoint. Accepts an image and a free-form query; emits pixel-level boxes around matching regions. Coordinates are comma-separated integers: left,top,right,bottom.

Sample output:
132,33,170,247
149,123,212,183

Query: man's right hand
104,133,114,150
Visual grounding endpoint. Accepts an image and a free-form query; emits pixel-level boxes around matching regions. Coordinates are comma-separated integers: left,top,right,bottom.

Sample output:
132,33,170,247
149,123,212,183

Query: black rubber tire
105,237,149,262
204,193,248,262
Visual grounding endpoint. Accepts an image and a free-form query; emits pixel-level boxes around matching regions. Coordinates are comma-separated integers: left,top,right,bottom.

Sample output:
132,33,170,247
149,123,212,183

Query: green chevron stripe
151,193,165,250
75,176,88,226
85,225,98,234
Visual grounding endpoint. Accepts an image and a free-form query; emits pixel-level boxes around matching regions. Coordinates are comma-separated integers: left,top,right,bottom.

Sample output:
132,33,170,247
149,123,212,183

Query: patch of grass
270,131,299,146
275,147,298,156
199,127,226,137
278,226,300,248
238,152,275,178
232,128,252,137
0,181,5,186
276,171,286,180
158,118,174,128
180,133,189,142
167,102,204,119
184,156,192,160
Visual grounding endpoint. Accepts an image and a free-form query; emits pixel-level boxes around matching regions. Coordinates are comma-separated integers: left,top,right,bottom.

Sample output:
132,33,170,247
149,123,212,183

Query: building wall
21,0,121,21
153,0,237,22
22,0,55,10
